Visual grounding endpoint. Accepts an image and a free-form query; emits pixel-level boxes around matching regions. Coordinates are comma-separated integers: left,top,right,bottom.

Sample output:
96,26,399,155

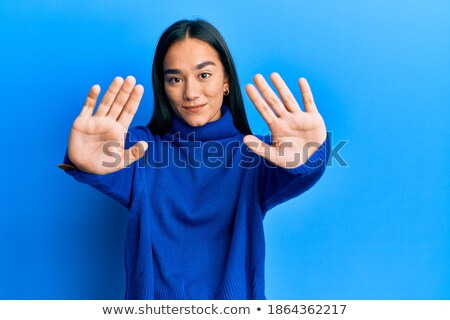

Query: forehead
163,37,222,69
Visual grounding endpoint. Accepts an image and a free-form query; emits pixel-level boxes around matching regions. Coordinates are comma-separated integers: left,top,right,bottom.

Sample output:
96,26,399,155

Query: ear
223,74,230,92
223,74,230,90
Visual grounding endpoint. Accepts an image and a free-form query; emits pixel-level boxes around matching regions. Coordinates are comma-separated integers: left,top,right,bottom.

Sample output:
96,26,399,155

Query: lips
182,103,206,112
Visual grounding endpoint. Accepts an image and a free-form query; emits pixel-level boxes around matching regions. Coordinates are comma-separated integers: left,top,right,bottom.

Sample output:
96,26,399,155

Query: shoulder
128,126,154,142
124,126,155,150
255,133,272,144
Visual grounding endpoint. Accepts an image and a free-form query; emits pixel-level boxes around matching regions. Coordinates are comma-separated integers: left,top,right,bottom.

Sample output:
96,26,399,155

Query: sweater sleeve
259,133,330,215
58,126,151,209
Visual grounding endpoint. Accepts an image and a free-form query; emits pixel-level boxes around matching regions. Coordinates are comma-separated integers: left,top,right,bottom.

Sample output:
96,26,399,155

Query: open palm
244,73,327,168
65,76,148,174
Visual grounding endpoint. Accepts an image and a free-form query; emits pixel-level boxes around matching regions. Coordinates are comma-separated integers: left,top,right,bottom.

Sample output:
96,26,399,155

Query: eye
199,72,211,79
167,77,182,84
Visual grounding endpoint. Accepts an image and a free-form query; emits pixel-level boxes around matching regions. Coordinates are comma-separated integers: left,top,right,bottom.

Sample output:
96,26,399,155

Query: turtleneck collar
167,105,241,141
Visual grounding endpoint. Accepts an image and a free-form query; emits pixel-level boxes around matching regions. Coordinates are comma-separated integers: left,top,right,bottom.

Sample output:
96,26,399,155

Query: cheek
164,86,180,104
206,79,224,97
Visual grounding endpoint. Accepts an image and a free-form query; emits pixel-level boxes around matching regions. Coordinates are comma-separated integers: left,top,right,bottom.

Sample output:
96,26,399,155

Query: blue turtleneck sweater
61,106,329,299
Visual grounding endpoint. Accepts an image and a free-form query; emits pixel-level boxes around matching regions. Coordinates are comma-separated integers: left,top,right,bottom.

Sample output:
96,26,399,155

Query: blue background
1,0,449,299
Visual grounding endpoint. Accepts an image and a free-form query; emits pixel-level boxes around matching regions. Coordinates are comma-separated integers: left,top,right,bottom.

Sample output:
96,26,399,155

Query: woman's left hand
244,73,327,168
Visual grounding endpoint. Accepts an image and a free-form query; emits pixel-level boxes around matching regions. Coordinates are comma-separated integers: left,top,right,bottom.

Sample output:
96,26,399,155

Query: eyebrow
164,61,217,75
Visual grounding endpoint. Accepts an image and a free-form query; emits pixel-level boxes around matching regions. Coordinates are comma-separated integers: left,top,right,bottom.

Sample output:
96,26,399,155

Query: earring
224,88,230,96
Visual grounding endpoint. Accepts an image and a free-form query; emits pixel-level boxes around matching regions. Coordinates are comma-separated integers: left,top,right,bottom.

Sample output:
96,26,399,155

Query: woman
59,19,329,299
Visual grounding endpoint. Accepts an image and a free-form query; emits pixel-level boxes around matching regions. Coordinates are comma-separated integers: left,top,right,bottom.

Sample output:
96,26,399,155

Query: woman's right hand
66,76,148,175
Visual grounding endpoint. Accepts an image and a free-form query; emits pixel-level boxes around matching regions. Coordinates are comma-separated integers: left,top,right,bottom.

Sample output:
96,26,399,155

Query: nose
183,78,200,101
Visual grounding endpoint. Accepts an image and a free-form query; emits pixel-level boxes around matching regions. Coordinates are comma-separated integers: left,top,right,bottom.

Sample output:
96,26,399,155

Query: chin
173,104,221,127
184,118,208,127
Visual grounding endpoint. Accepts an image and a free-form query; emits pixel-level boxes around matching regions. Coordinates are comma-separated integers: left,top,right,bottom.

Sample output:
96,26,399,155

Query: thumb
243,135,277,163
123,141,148,167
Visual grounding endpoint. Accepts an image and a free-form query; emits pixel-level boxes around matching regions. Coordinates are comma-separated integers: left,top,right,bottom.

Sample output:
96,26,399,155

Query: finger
245,83,277,126
107,75,137,120
117,84,144,129
243,135,279,165
298,77,318,113
253,74,287,117
80,84,100,117
123,141,148,167
270,72,301,113
94,76,124,117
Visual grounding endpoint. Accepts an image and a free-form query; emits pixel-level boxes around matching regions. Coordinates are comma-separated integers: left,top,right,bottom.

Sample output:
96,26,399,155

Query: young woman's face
163,37,229,127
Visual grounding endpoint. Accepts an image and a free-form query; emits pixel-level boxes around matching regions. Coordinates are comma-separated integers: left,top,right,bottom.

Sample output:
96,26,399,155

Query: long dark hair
148,19,252,135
